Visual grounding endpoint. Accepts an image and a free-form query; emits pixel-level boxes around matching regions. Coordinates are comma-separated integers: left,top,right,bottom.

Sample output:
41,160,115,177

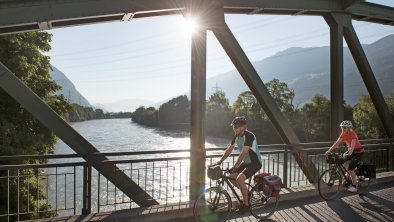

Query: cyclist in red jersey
327,120,365,192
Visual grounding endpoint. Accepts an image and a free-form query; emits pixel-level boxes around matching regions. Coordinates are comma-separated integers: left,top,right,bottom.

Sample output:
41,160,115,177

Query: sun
180,17,198,35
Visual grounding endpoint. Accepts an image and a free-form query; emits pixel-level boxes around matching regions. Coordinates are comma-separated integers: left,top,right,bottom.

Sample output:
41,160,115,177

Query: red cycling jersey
339,131,364,153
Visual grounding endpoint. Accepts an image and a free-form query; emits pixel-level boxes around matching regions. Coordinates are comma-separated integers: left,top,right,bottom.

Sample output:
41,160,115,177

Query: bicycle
193,165,281,222
318,152,375,201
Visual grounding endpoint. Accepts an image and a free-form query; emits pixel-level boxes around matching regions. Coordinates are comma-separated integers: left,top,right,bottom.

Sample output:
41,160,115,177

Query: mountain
205,34,394,106
50,66,92,107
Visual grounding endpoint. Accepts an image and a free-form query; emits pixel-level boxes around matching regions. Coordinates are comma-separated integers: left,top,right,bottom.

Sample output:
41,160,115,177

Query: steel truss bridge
0,0,393,209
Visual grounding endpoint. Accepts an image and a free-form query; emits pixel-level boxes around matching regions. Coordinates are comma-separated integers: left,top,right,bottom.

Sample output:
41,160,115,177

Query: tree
131,106,158,126
0,32,71,220
232,91,263,120
205,90,232,137
266,78,295,112
300,94,330,142
158,95,190,129
353,92,394,139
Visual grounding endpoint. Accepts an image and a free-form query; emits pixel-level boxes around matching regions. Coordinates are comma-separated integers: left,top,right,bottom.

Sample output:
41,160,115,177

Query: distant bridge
0,0,393,212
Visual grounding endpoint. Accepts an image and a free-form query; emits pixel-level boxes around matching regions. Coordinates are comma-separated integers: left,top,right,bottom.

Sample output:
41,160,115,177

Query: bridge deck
27,172,394,222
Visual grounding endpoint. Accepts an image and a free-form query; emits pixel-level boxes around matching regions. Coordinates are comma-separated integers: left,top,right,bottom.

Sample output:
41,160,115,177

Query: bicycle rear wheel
318,168,342,201
248,182,279,220
357,175,371,195
193,187,232,222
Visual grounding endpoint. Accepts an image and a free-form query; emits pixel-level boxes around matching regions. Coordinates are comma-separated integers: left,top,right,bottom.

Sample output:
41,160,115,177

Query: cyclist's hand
325,150,332,155
342,151,349,159
229,167,237,174
213,161,221,166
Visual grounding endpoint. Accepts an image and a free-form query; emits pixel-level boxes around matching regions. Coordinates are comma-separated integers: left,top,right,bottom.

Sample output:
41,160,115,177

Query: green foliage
131,79,392,143
158,95,190,129
65,105,131,122
105,111,132,119
131,106,158,127
266,78,295,112
353,92,394,138
300,94,330,142
66,104,96,122
205,90,232,137
0,32,71,219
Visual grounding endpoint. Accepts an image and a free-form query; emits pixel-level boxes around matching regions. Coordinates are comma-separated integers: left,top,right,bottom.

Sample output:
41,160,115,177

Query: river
48,118,230,215
54,118,229,154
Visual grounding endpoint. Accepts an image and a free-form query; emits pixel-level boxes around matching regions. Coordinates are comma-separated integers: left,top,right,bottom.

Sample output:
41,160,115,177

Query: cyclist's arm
234,146,250,168
328,138,343,152
348,139,356,155
217,144,235,164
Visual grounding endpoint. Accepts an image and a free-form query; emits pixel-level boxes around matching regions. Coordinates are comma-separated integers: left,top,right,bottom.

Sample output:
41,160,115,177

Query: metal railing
0,139,392,221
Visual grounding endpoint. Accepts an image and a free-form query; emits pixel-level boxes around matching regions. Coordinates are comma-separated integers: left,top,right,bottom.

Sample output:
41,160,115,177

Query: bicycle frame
213,173,252,206
331,161,358,186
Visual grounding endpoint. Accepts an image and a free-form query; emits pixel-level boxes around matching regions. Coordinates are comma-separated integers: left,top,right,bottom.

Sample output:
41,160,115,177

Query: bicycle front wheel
193,187,232,222
248,182,279,220
357,175,371,195
318,168,342,201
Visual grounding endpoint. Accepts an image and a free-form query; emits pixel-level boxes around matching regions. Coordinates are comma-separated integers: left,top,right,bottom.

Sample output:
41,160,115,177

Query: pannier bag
355,164,376,178
207,165,222,180
253,173,282,197
263,175,282,197
253,172,271,183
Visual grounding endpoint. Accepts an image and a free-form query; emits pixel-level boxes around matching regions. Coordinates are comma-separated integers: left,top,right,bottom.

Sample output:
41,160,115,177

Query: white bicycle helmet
340,120,352,128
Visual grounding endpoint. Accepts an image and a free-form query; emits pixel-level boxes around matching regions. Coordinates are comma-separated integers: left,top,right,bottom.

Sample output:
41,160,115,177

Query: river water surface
48,119,230,215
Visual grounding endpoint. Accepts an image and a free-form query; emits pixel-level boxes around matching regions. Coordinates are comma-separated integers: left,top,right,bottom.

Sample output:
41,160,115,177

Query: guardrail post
82,165,92,214
389,140,393,171
283,146,288,188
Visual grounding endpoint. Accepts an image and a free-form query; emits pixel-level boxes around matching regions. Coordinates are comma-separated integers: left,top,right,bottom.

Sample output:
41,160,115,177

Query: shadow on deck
28,172,394,222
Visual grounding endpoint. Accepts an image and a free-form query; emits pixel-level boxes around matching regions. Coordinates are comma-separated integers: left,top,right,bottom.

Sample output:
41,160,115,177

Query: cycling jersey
231,130,262,164
340,131,365,153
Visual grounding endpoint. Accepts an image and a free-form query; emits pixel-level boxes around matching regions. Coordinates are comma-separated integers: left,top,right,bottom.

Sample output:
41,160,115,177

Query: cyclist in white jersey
215,116,262,214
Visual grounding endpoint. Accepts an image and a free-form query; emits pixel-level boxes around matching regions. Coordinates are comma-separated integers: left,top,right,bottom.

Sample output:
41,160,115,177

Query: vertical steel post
82,165,92,214
389,140,393,171
343,19,394,138
189,20,207,201
324,13,345,141
283,146,288,188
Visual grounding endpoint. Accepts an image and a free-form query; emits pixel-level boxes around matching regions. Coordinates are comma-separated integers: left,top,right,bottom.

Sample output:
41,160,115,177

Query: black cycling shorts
344,152,364,170
236,162,262,179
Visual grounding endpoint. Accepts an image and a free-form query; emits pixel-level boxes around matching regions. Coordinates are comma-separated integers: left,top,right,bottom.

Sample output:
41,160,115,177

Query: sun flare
180,17,198,34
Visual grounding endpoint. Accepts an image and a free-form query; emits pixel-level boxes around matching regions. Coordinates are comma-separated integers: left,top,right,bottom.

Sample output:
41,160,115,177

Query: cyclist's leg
346,153,363,187
236,173,248,205
348,153,364,186
237,162,261,206
231,163,247,188
229,172,239,188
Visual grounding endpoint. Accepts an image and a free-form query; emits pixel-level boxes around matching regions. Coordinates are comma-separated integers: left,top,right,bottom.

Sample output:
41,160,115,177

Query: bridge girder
0,0,393,35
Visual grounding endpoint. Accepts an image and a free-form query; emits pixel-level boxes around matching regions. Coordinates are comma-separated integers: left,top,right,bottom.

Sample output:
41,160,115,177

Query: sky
46,0,394,109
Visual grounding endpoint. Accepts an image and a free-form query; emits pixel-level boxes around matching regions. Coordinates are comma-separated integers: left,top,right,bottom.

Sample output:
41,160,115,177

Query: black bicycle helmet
230,116,247,127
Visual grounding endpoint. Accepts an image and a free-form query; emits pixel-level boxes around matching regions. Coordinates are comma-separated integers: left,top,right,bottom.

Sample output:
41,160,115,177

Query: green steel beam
343,19,394,138
347,2,394,25
324,13,346,141
189,0,208,201
209,3,319,183
0,62,158,207
1,0,393,35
